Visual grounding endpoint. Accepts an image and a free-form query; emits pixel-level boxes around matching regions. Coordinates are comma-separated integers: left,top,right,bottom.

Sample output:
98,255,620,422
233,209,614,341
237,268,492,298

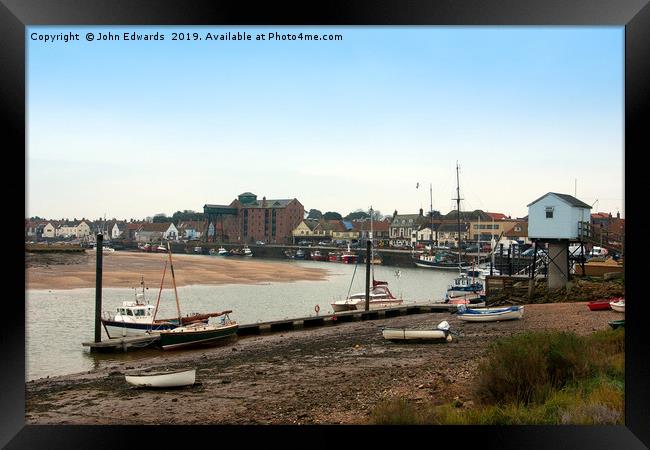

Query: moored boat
331,280,403,312
382,321,453,342
456,305,524,322
158,313,239,350
125,367,196,388
310,250,327,261
609,299,625,313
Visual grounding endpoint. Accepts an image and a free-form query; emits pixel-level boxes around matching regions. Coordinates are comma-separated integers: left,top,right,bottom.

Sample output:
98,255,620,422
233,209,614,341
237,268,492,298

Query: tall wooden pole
365,239,371,311
94,233,103,343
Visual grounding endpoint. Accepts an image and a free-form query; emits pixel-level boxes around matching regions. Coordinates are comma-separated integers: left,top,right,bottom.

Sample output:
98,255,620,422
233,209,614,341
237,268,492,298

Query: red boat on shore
587,300,614,311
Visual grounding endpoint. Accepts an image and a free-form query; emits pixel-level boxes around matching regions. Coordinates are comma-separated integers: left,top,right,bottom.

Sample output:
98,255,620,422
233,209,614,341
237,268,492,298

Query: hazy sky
27,26,624,220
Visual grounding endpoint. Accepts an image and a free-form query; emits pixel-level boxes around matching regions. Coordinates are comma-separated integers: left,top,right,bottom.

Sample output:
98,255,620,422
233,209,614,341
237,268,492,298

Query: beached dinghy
587,300,613,311
609,299,625,313
125,368,196,388
608,319,625,330
456,305,524,322
382,321,453,342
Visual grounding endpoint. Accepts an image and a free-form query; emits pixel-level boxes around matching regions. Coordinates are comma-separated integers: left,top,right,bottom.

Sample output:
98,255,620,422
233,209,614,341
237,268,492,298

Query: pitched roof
241,198,296,208
527,192,592,209
177,220,207,231
486,212,508,220
140,222,174,232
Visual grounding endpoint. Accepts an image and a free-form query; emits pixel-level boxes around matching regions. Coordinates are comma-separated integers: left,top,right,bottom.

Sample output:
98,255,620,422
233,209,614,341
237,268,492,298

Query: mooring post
95,233,103,343
365,239,371,311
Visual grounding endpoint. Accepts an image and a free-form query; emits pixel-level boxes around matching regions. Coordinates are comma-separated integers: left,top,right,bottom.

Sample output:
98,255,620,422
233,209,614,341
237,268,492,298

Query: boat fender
314,304,320,314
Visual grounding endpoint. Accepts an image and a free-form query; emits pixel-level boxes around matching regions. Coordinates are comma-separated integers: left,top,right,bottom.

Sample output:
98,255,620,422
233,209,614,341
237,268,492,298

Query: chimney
616,211,620,219
419,208,423,216
393,210,398,218
262,196,267,207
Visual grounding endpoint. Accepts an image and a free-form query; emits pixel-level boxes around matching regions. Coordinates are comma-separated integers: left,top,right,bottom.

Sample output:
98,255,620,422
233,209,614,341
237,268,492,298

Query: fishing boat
382,320,453,342
328,251,341,262
101,276,215,338
608,319,625,330
217,247,229,256
446,272,484,298
242,245,253,256
456,305,524,322
340,245,358,264
609,299,625,313
125,367,196,388
295,249,306,259
414,252,471,270
445,292,485,307
587,300,613,311
158,313,239,350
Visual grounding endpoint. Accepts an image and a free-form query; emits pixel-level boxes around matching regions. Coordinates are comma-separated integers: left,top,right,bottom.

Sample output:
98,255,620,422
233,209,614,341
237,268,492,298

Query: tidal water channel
26,259,458,381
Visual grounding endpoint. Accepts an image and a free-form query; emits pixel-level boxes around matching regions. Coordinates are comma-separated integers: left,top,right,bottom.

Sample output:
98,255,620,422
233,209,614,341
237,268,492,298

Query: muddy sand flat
25,302,622,425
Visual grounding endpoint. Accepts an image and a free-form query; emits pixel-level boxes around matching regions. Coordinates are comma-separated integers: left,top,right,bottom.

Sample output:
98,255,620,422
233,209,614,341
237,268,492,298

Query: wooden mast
455,161,463,271
151,261,168,323
166,243,182,324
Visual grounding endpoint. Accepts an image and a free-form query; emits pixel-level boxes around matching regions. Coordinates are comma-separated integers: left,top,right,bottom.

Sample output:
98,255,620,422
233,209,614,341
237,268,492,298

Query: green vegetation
369,329,624,425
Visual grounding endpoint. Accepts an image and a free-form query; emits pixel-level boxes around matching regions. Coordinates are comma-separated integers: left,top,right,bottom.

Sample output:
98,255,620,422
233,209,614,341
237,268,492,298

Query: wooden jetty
82,301,456,351
237,301,457,335
82,334,160,353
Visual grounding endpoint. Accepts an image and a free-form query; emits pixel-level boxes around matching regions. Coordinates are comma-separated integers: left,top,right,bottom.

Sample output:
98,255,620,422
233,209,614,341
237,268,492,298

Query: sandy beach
25,302,623,425
25,251,330,290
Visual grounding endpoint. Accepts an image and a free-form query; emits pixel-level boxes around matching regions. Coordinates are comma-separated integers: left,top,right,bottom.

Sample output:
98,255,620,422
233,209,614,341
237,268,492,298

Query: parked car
255,240,266,245
318,241,331,246
297,240,311,246
464,245,480,253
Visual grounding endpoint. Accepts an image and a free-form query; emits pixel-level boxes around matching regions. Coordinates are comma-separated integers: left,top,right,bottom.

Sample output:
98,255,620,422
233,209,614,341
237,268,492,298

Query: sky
26,26,624,221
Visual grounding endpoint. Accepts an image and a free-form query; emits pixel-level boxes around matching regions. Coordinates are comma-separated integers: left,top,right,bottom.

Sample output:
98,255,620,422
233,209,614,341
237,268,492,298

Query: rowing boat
125,368,196,388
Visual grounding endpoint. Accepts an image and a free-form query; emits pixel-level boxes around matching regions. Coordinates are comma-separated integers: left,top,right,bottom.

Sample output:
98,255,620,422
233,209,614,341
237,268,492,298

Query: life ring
314,304,320,314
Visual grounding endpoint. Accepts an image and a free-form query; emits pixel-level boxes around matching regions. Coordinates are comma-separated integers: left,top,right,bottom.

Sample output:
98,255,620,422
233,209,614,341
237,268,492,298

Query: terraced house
389,209,428,248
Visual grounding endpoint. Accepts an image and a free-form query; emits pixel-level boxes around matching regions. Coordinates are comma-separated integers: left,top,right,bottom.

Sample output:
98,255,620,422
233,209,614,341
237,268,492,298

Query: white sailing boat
330,207,404,312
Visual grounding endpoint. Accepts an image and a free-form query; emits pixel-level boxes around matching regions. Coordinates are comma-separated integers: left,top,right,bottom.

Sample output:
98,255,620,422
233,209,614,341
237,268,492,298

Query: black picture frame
4,0,648,448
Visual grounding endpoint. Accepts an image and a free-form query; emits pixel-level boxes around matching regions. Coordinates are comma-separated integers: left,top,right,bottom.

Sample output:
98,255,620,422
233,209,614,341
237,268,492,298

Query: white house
111,222,126,239
527,193,592,240
135,222,179,242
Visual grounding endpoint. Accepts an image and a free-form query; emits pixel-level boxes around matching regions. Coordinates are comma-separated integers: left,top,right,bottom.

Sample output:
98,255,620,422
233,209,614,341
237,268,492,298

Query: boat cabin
114,301,156,320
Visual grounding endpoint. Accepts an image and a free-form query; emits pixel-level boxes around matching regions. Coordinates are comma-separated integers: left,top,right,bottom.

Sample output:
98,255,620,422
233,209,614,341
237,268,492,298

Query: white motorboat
382,320,453,342
609,299,625,313
125,368,196,388
456,305,524,322
331,283,403,312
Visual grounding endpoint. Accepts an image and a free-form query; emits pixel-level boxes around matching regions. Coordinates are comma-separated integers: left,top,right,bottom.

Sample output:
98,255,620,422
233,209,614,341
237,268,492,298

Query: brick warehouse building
204,192,304,244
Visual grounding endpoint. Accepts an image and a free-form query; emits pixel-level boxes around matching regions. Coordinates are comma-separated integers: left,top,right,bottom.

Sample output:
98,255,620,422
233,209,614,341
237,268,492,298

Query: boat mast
430,184,434,254
370,205,374,283
454,161,463,271
166,242,182,323
152,261,168,322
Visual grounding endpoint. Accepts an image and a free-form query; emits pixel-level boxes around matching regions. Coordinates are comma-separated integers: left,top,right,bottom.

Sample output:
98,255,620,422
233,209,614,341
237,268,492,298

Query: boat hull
159,323,239,350
608,319,625,330
102,320,178,338
331,299,404,312
609,301,625,313
382,328,452,342
587,301,612,311
125,368,196,388
414,258,471,270
457,306,524,322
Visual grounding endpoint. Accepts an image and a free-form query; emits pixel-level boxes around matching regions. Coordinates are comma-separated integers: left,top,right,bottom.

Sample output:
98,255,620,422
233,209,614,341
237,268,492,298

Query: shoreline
25,302,623,425
25,250,331,290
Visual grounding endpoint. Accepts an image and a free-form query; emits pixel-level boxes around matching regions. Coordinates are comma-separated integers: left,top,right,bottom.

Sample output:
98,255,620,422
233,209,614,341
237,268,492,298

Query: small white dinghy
125,368,196,388
456,305,524,322
609,299,625,313
382,321,453,342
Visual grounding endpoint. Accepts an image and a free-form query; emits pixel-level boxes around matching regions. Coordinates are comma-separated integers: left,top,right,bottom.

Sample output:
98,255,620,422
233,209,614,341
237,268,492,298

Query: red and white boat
340,244,358,264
